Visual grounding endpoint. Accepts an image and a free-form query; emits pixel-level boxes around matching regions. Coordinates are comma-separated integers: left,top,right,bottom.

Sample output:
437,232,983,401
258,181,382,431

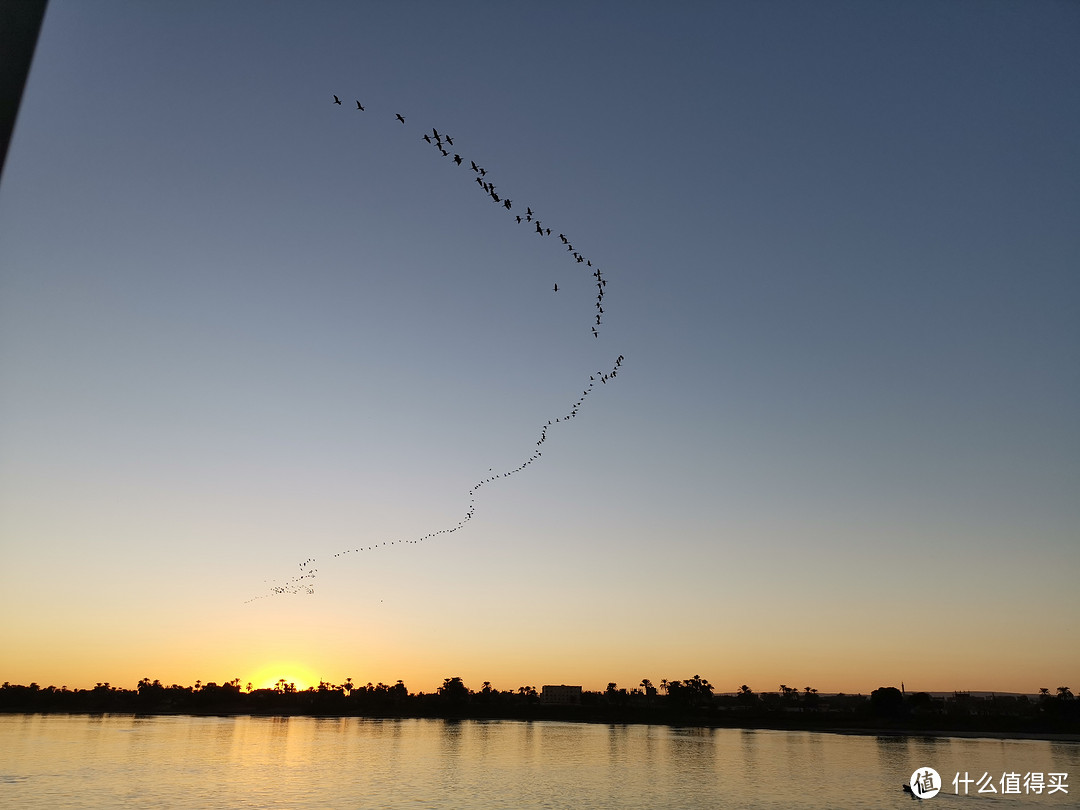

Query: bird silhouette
333,95,342,105
356,101,365,110
554,283,558,292
396,113,405,123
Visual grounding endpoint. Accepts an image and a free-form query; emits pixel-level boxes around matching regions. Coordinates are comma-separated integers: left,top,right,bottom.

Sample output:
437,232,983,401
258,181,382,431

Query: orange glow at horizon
250,662,321,692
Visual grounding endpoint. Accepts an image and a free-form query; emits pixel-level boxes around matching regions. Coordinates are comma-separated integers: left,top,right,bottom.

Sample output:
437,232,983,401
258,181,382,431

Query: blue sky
1,1,1077,693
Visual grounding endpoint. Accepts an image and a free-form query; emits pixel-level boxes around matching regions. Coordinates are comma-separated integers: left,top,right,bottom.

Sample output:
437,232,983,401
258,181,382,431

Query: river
1,714,1076,808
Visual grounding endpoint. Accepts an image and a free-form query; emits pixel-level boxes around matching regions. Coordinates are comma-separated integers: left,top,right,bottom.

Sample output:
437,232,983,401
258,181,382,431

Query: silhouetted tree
870,686,904,717
667,675,713,712
736,684,758,707
438,677,469,705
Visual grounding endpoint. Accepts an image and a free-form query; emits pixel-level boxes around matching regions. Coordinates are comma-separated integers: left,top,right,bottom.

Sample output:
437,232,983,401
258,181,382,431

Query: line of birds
246,96,625,602
334,96,609,337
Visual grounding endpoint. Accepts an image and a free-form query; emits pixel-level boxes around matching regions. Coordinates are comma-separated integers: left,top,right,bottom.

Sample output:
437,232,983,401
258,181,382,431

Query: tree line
1,678,1075,733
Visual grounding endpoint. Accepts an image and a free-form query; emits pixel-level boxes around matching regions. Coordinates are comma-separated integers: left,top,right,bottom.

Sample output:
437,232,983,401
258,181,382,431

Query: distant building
540,685,582,705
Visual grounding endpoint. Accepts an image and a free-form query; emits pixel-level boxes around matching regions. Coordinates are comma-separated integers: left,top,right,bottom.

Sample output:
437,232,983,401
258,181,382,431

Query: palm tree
1057,686,1073,700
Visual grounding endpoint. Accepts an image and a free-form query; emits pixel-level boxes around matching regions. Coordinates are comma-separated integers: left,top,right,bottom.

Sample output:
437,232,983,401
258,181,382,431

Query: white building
540,685,582,705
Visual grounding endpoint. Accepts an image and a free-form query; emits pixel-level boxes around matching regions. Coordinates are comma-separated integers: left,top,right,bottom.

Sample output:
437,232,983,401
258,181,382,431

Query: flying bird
333,95,342,105
396,113,405,123
423,134,432,143
356,101,365,110
554,283,559,292
445,135,454,145
454,154,462,165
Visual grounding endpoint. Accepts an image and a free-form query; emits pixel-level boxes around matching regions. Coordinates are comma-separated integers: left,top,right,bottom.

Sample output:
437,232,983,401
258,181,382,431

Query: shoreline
815,726,1080,743
6,709,1078,743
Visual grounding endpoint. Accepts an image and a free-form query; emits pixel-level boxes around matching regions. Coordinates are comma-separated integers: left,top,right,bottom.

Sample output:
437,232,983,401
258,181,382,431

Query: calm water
1,714,1076,808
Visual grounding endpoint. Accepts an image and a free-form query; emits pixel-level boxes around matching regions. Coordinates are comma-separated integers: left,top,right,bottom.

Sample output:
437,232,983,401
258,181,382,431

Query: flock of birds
247,96,625,602
334,95,612,338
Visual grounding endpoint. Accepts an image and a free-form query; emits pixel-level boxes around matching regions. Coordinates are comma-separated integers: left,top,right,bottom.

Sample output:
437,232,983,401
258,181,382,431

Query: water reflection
2,715,1076,809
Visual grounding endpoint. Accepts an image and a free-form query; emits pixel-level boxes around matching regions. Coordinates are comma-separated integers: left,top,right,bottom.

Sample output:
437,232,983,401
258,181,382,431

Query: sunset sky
1,1,1077,696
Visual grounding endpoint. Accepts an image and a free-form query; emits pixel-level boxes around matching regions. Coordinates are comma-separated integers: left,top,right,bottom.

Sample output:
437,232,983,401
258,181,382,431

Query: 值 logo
910,767,942,799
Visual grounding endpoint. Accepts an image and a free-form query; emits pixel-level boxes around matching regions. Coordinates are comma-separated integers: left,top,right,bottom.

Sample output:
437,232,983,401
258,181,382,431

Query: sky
1,0,1077,696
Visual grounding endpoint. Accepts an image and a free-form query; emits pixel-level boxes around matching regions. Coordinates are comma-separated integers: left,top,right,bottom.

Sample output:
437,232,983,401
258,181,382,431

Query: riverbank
5,707,1078,742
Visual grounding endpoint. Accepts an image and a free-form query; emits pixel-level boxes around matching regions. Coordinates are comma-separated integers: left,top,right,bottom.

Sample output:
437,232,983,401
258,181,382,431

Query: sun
249,662,320,692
